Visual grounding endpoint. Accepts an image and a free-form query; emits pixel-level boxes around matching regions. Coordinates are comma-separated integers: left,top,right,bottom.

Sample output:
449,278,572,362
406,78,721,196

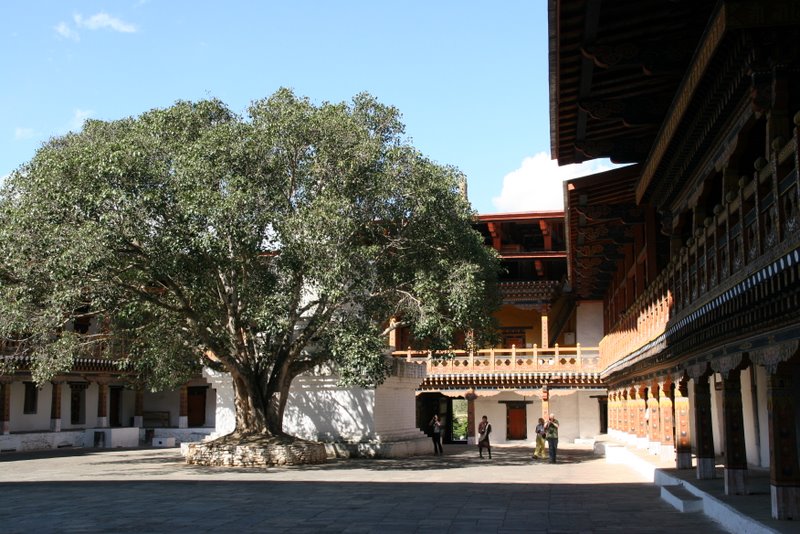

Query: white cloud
14,127,35,140
55,21,79,41
70,108,95,131
491,152,621,212
55,12,137,41
74,13,137,33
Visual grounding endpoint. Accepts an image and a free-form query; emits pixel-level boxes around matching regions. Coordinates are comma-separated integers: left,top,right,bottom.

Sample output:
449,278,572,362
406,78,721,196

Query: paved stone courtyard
0,444,729,533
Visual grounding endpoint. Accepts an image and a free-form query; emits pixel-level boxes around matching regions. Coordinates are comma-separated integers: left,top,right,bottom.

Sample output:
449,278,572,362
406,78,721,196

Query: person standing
477,415,492,459
533,417,546,459
430,414,443,455
544,413,559,463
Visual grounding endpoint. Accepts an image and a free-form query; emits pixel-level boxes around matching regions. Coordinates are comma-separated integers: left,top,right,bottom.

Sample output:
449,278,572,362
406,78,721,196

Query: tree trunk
230,362,295,437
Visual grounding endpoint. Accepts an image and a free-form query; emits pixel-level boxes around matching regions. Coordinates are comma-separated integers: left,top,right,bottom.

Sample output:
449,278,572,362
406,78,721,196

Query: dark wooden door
187,387,207,427
507,405,527,440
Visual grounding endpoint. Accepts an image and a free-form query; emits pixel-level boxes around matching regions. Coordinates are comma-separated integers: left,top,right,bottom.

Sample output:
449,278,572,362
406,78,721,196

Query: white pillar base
2,421,9,435
96,416,108,428
724,468,748,495
133,415,143,427
50,418,61,432
771,485,800,520
178,415,188,429
676,451,692,469
697,457,716,479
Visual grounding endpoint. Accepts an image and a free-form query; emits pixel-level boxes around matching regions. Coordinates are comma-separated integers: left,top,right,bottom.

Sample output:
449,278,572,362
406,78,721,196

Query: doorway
187,387,207,427
506,403,527,440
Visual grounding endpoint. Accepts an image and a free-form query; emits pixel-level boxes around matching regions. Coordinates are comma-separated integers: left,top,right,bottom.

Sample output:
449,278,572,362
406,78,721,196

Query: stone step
660,484,703,513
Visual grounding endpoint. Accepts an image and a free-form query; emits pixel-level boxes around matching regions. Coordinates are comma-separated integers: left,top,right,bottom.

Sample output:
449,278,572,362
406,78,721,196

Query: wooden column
96,378,109,428
692,368,716,479
466,390,477,445
721,366,748,495
625,388,635,438
635,385,648,444
610,390,619,432
133,388,144,428
750,340,800,519
541,385,550,421
674,377,693,469
541,313,549,349
179,385,188,429
647,380,661,453
50,381,63,432
0,379,10,435
658,377,674,460
767,360,800,519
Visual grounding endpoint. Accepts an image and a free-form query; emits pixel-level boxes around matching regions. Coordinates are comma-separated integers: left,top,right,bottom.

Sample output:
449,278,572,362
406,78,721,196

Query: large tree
0,89,499,439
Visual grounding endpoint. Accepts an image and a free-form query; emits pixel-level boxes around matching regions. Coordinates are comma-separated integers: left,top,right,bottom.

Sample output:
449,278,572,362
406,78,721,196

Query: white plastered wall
143,390,179,427
9,381,51,432
284,375,377,442
575,300,604,347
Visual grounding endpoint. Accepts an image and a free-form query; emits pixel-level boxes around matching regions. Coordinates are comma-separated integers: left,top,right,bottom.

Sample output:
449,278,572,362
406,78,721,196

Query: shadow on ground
0,479,728,533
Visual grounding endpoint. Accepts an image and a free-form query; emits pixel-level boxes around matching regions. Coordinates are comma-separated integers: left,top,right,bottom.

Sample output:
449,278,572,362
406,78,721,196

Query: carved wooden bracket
710,353,743,378
685,361,711,380
749,340,799,375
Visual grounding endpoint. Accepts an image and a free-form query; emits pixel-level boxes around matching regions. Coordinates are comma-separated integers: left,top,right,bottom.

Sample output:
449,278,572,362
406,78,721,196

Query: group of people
428,413,560,463
534,413,559,463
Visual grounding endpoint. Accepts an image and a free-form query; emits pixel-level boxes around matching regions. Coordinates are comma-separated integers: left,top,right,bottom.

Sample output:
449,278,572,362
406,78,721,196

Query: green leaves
0,88,499,401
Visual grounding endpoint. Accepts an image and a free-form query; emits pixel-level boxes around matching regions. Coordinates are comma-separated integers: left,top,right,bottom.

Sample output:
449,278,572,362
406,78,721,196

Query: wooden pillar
466,390,477,445
541,313,549,349
609,390,619,432
133,388,144,427
50,381,63,432
625,388,635,438
541,385,550,421
96,379,109,428
674,377,693,469
647,380,662,453
179,385,189,428
658,377,674,460
635,384,648,445
693,369,716,479
767,360,800,519
721,365,748,495
0,379,10,435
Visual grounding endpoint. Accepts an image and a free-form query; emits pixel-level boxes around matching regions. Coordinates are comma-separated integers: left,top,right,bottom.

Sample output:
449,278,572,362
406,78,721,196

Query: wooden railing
392,344,600,373
600,124,800,371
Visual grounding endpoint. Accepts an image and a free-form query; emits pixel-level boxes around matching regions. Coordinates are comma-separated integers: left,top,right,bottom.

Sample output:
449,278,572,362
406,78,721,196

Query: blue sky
1,1,611,214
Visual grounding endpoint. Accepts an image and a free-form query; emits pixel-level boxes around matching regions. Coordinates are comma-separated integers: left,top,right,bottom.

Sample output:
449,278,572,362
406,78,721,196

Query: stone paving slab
0,444,729,533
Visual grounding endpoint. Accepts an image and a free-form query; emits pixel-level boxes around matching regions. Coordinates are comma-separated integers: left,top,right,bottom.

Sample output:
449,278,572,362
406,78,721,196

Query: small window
23,382,38,414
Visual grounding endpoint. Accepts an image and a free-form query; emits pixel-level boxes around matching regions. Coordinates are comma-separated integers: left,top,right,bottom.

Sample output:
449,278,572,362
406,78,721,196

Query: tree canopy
0,89,499,436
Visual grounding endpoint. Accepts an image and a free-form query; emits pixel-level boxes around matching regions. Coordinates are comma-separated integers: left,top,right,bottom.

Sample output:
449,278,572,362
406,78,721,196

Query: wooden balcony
600,125,800,373
392,345,600,374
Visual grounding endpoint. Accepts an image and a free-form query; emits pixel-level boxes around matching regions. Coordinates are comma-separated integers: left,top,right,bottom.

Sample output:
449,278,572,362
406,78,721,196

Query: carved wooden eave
549,0,717,166
564,165,641,299
0,353,127,376
499,280,561,306
419,371,603,391
636,0,800,208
